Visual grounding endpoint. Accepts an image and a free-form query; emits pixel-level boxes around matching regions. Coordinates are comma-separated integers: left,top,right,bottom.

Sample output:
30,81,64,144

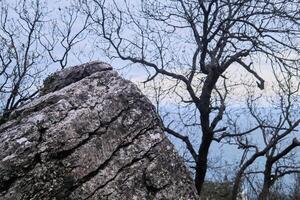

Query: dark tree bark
195,70,220,194
259,161,272,200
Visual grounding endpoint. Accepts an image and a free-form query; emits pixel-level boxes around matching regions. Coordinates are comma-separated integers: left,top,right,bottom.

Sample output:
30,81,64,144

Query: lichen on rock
0,61,199,200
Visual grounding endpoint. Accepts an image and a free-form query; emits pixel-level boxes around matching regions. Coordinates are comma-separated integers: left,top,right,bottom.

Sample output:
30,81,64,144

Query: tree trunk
195,131,213,195
194,70,220,195
258,184,270,200
231,170,244,200
258,161,272,200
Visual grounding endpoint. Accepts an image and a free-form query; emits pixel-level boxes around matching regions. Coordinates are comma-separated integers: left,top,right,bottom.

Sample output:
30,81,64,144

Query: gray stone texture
0,61,199,200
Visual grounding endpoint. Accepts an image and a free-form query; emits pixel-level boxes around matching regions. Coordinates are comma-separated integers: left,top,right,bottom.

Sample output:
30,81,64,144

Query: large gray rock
0,61,199,200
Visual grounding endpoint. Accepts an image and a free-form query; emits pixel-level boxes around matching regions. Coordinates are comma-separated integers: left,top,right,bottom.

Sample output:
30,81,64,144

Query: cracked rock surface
0,61,199,200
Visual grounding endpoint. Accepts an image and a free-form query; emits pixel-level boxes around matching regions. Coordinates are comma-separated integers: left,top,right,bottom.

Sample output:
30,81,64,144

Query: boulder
0,61,199,200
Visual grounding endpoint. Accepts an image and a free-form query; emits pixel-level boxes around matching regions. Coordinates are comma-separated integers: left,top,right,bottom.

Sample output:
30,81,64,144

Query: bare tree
225,69,300,200
0,0,90,123
0,0,46,122
79,0,300,195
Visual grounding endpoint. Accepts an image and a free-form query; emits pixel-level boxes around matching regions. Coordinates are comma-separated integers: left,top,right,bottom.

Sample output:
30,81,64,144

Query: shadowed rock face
0,61,199,200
